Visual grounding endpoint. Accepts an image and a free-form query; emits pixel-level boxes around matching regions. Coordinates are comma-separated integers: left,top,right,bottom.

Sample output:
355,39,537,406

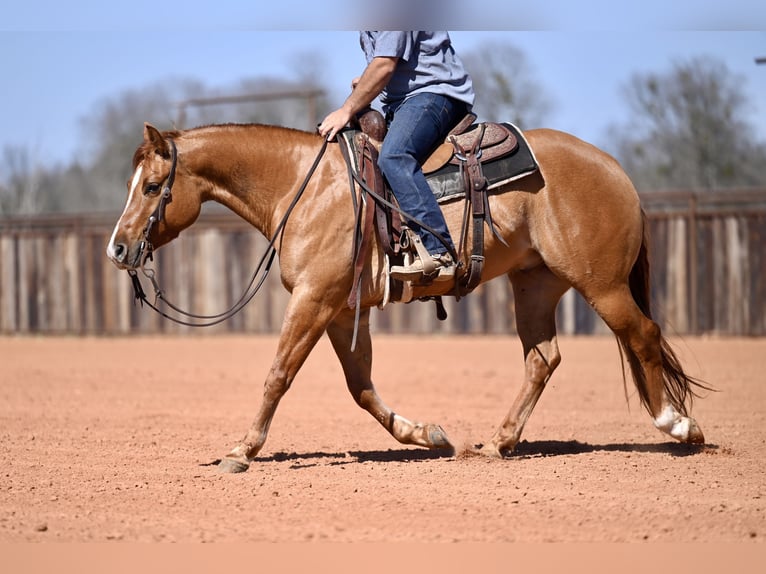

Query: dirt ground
1,334,764,543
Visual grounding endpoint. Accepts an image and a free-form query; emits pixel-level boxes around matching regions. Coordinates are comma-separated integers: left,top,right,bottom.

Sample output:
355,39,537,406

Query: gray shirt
359,31,475,113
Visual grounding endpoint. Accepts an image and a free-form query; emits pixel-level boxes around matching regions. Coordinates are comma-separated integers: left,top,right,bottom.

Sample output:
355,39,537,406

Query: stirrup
390,253,455,282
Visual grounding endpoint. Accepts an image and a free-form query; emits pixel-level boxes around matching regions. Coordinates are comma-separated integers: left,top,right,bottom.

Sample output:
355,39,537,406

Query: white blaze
106,165,143,259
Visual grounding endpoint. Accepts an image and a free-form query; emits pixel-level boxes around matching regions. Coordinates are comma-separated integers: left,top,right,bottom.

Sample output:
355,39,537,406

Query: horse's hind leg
481,266,569,458
589,285,705,444
326,308,454,452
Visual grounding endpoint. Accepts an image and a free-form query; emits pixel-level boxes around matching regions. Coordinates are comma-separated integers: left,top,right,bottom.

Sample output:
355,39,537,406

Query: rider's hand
318,107,353,141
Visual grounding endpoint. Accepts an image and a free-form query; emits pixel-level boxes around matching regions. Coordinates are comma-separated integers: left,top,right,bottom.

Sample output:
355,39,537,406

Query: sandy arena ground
0,334,764,542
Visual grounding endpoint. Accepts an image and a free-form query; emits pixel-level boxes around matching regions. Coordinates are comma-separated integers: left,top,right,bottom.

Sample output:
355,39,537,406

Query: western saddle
345,108,517,313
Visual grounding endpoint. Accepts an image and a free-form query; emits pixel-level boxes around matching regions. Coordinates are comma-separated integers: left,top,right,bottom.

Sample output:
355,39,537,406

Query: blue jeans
379,93,467,255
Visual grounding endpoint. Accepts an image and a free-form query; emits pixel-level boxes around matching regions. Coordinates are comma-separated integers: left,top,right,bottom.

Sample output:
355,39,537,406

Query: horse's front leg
218,289,338,473
326,307,453,452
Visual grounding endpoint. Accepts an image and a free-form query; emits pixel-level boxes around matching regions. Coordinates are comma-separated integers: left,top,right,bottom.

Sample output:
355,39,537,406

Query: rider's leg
378,93,466,279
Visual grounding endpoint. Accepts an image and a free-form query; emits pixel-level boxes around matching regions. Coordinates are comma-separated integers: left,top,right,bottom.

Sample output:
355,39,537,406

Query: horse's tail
618,210,711,417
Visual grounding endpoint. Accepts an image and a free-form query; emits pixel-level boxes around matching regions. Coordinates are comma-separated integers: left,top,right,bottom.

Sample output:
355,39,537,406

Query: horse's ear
143,123,170,157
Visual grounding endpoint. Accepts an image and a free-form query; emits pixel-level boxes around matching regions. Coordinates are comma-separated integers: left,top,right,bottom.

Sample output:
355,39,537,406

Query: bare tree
76,76,327,214
1,72,329,215
461,40,553,128
0,145,45,215
610,56,766,190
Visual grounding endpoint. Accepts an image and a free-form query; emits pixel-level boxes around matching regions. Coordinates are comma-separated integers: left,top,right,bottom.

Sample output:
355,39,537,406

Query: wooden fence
1,189,765,336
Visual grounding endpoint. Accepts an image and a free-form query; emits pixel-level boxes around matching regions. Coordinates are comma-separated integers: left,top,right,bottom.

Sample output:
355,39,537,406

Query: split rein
127,133,456,328
127,138,329,327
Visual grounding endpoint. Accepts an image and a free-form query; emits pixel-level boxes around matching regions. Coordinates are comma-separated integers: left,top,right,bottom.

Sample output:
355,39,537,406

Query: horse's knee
263,368,293,400
526,344,561,384
354,387,378,410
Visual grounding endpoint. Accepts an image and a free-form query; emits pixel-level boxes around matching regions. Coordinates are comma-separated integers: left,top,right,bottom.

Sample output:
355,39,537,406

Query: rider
318,31,475,282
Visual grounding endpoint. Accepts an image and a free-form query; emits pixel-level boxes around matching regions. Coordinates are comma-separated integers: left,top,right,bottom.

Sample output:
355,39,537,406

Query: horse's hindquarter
520,129,644,286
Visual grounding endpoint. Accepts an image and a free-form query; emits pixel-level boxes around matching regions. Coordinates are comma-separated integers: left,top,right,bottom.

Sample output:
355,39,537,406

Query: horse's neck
183,125,314,236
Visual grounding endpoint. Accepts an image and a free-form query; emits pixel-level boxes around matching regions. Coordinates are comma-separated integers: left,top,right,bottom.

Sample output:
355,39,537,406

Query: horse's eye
144,183,161,196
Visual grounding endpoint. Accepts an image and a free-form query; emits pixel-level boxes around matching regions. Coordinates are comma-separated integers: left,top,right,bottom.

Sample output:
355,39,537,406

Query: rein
127,137,330,327
127,131,457,335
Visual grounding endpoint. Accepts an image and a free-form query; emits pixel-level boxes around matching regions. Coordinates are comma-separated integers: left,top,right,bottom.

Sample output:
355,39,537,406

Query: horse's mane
189,122,310,136
131,123,315,169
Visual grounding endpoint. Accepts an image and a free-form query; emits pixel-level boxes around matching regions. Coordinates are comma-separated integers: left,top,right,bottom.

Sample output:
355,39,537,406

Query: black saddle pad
428,123,539,203
337,123,539,203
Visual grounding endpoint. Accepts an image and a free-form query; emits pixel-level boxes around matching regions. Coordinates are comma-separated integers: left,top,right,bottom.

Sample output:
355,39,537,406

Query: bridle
134,139,177,268
127,137,329,327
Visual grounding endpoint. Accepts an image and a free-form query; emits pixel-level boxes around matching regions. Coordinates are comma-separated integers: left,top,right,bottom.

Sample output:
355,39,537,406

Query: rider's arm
318,56,397,140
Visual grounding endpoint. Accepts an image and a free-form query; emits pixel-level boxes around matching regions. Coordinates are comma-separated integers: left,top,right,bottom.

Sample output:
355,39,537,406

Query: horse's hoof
686,419,705,444
218,457,250,474
427,424,454,452
476,443,506,459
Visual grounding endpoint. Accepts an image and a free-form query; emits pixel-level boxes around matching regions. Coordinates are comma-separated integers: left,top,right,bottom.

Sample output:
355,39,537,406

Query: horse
106,122,708,473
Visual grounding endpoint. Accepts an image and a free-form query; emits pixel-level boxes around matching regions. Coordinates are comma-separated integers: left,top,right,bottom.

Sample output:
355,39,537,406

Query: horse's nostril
113,243,127,262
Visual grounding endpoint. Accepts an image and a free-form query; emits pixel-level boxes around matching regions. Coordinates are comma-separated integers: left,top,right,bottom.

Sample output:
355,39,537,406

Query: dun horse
107,122,707,473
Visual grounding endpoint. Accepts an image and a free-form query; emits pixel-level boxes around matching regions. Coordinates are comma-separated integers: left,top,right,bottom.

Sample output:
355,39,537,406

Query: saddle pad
337,123,539,204
429,123,539,203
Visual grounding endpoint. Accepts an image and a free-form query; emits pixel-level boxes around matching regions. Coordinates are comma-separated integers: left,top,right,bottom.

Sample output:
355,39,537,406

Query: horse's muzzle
106,240,144,270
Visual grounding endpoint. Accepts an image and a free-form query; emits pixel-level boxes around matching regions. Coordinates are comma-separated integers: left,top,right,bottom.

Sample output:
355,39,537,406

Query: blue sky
1,1,765,168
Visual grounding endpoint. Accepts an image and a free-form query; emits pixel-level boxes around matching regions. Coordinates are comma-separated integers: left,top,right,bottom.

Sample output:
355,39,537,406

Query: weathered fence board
1,190,764,336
